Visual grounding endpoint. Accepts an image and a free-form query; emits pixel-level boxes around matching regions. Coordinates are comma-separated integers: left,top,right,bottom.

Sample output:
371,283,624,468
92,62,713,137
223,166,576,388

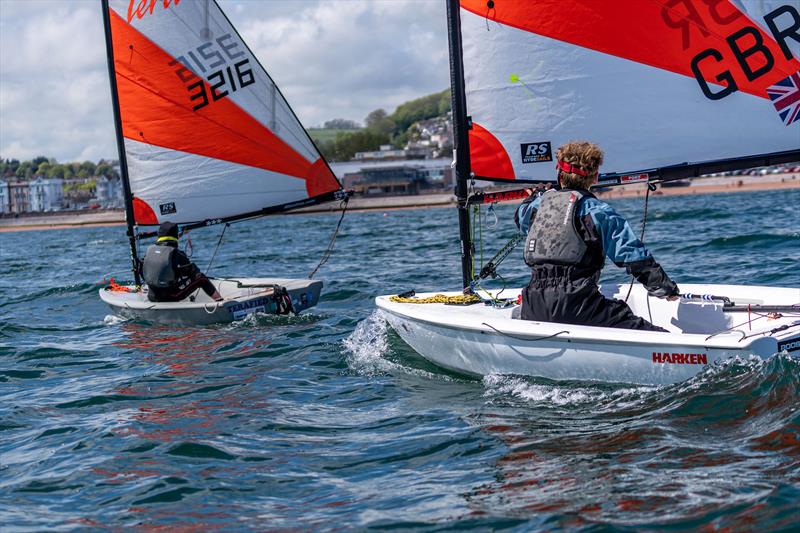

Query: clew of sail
104,0,341,225
457,0,800,184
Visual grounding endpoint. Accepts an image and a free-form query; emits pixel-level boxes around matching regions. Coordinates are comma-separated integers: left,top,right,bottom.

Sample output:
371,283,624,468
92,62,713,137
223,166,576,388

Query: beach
1,172,797,233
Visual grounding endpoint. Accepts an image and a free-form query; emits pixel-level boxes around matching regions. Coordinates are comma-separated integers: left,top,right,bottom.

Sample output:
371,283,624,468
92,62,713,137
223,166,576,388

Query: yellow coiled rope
389,293,482,305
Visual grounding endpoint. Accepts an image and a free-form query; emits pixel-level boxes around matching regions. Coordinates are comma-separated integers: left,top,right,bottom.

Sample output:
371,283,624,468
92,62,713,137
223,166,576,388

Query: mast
446,0,474,290
101,0,141,286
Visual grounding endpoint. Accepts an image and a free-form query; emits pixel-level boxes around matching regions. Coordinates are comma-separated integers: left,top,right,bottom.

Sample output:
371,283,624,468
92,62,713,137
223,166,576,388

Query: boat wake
103,314,127,326
342,311,447,380
342,310,394,376
482,353,800,419
469,354,800,527
226,310,323,329
482,373,652,408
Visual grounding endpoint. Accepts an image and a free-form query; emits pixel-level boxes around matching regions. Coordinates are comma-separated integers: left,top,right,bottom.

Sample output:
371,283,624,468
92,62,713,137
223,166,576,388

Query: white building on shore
0,180,9,214
95,175,124,208
28,176,64,212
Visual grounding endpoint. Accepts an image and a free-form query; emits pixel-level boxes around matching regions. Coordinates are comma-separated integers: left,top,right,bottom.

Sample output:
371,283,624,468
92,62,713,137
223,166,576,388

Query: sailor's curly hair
556,141,604,189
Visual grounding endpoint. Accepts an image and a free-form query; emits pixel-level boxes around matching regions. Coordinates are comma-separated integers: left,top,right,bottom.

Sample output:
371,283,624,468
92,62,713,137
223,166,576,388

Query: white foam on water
103,314,126,325
341,311,445,380
342,310,396,377
483,374,598,405
672,354,765,395
482,373,653,408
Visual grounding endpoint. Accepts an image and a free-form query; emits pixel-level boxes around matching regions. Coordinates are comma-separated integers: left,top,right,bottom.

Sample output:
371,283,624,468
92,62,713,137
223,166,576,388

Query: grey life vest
142,244,177,289
524,189,588,267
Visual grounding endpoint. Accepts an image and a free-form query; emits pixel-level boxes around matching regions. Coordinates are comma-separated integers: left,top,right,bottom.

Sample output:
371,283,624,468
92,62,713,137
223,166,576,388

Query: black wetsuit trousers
148,275,217,302
520,275,667,332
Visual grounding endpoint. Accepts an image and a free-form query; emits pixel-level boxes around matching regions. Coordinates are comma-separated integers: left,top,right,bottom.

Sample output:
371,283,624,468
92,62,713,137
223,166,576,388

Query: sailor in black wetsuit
515,141,678,331
141,221,223,303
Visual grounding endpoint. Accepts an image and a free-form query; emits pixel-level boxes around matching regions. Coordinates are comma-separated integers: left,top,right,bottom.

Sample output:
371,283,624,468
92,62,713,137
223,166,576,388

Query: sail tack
105,0,340,225
457,0,800,183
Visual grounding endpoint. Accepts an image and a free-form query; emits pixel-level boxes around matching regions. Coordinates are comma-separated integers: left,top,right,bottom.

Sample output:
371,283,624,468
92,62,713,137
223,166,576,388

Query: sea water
1,188,799,530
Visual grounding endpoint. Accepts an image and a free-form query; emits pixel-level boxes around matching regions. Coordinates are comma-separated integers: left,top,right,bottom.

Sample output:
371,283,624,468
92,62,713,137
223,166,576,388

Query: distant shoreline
1,173,797,234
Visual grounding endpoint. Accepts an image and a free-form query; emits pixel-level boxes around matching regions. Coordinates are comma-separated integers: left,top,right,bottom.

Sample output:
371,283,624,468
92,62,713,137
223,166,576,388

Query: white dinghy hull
376,284,800,385
101,278,322,325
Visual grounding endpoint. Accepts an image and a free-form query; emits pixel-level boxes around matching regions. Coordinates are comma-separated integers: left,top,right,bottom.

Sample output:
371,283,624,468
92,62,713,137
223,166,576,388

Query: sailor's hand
666,295,679,301
524,188,533,196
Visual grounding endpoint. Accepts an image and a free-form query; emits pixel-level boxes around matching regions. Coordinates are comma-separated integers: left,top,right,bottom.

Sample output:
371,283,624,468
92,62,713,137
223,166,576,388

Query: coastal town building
0,180,9,214
95,175,124,208
7,181,30,213
341,160,454,196
28,176,64,212
354,145,408,161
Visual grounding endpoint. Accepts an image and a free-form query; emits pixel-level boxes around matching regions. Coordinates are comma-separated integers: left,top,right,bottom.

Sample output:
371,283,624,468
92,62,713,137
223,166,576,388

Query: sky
0,0,450,163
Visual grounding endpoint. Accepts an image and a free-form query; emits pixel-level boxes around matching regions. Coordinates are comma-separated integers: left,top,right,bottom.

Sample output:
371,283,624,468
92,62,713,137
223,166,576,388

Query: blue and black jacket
515,189,678,297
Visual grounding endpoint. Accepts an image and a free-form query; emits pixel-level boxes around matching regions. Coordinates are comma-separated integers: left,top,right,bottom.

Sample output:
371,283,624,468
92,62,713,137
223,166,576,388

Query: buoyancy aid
142,244,177,289
524,189,589,267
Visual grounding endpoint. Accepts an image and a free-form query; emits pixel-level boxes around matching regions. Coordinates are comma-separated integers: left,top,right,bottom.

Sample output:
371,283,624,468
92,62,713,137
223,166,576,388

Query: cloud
0,0,116,161
0,0,450,161
237,0,449,126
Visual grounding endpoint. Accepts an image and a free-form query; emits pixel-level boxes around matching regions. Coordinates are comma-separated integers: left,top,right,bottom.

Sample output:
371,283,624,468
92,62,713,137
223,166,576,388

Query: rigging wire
206,222,229,276
624,182,655,303
308,197,349,279
184,229,194,258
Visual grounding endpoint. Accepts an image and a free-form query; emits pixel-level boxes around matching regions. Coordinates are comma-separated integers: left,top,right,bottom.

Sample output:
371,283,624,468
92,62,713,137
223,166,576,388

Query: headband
556,159,589,177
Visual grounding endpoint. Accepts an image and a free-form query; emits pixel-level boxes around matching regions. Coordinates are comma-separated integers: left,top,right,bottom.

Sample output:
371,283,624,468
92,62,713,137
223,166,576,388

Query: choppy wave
688,233,799,252
1,190,798,530
650,207,732,222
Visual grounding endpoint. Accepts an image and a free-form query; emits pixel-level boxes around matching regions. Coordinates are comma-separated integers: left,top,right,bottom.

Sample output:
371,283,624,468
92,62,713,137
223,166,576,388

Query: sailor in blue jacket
515,141,678,331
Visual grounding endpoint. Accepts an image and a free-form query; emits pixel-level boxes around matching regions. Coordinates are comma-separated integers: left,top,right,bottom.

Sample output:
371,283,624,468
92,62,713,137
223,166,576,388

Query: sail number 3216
188,60,254,111
169,33,256,111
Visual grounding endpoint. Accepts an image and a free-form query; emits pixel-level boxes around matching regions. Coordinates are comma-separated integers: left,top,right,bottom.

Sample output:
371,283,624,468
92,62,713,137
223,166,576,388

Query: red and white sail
458,0,800,183
105,0,340,225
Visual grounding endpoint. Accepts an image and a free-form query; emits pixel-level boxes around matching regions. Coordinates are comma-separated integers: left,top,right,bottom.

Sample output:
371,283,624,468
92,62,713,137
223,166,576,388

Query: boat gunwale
375,294,789,351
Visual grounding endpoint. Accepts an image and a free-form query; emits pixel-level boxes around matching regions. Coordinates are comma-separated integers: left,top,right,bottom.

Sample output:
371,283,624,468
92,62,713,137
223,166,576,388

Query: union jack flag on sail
767,72,800,126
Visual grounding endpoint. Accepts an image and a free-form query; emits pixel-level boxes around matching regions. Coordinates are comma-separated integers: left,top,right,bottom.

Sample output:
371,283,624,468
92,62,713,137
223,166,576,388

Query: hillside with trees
0,157,119,182
310,89,451,161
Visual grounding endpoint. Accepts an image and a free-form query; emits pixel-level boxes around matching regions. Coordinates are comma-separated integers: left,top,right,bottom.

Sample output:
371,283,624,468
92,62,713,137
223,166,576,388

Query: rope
625,182,654,303
308,197,349,279
107,277,134,292
482,323,570,342
389,293,482,305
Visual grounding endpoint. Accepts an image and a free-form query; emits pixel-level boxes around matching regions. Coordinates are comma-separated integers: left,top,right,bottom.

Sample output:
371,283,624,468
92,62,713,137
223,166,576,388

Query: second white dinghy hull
376,284,800,385
101,278,323,325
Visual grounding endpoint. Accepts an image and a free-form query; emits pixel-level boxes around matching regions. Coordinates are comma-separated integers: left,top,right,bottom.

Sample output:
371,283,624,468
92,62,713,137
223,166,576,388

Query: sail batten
104,0,340,226
456,0,800,184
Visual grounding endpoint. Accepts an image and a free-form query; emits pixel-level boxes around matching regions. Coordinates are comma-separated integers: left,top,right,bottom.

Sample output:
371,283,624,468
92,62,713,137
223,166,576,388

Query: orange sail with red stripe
456,0,800,183
105,0,341,225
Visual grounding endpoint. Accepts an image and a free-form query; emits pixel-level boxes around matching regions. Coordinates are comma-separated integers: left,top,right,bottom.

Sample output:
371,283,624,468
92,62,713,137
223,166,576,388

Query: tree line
316,89,451,161
2,89,453,174
0,157,120,181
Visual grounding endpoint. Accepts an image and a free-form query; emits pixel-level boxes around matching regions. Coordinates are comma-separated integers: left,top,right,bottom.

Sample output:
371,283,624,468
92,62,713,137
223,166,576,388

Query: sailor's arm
586,200,679,298
514,191,544,233
174,250,201,279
